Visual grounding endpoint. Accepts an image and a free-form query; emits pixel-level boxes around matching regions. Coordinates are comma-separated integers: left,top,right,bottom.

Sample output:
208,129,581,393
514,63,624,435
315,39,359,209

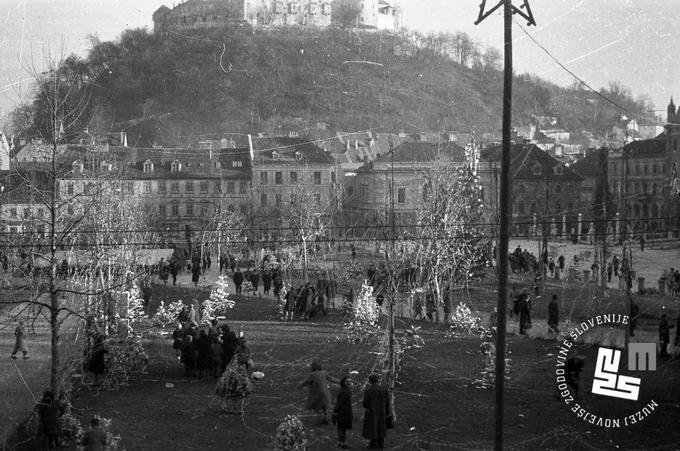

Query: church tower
667,97,676,124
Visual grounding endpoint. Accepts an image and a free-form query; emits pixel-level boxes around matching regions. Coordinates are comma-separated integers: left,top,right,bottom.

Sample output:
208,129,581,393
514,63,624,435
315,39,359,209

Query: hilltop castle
153,0,401,33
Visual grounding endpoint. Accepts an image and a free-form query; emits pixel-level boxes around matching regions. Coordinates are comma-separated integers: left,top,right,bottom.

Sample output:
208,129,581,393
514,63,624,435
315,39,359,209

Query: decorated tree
201,275,236,324
411,150,491,321
343,281,381,343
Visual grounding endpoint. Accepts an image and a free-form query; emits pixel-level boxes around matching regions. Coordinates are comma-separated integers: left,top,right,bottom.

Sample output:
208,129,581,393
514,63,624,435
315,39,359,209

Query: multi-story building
479,144,583,238
572,135,676,238
666,98,680,237
249,136,339,240
344,141,468,228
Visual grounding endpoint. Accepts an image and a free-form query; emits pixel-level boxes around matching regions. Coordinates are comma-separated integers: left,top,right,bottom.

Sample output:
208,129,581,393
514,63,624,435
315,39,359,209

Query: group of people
283,280,336,320
172,317,244,379
232,267,283,297
662,267,680,296
299,361,392,450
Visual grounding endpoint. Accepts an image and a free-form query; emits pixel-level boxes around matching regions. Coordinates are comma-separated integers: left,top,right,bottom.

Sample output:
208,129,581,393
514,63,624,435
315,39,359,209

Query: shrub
274,415,307,451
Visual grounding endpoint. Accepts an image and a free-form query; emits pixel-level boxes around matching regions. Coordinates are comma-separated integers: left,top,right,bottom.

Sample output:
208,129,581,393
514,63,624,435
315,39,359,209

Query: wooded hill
11,26,655,146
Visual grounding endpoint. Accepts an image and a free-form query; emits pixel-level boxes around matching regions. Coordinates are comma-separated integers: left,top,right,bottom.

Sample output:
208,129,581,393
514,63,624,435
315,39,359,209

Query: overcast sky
1,0,678,121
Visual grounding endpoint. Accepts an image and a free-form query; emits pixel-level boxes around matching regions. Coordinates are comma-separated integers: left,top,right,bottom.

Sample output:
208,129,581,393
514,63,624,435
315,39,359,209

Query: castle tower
668,97,677,124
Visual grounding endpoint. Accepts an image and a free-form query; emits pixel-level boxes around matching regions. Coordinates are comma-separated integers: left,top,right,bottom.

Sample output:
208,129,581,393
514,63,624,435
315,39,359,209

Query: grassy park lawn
3,251,680,451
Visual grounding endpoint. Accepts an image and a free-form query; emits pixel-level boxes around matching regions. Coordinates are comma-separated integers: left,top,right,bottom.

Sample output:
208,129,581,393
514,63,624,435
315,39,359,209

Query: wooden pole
493,2,513,449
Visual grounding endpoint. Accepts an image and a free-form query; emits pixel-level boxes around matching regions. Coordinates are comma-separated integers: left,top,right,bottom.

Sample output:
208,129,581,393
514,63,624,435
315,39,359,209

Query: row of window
65,180,249,196
516,201,574,215
260,192,322,207
158,203,247,217
4,207,45,219
516,183,574,194
611,181,662,196
259,171,334,186
610,162,667,176
141,159,243,174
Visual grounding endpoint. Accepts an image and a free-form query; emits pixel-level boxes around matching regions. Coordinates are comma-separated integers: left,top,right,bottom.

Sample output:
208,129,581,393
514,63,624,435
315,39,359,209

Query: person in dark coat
191,260,201,287
262,270,272,295
362,373,390,449
251,268,260,294
38,390,59,449
558,255,565,271
10,320,29,360
547,294,560,334
659,313,674,357
169,258,179,286
518,291,532,335
566,356,585,395
177,306,189,324
172,322,184,362
159,258,169,285
333,375,353,449
233,268,244,295
181,334,197,377
81,416,107,451
196,329,212,378
299,360,337,424
88,333,109,386
221,325,239,372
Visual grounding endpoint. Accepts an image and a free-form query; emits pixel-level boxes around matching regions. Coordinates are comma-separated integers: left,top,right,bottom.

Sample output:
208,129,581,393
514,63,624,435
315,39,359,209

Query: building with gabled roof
345,141,467,227
479,143,583,237
248,136,340,240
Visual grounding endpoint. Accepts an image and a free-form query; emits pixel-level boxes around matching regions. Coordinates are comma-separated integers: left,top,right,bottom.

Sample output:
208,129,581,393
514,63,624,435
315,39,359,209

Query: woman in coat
196,329,212,378
88,333,109,386
333,376,353,449
362,373,389,449
299,361,337,424
181,334,197,377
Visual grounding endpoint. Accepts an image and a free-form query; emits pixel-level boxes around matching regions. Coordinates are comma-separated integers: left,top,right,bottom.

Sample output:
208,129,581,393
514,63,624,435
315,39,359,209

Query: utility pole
475,2,535,450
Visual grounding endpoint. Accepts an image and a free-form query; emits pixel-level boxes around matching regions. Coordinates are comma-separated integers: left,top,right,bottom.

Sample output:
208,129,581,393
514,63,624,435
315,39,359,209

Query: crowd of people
298,361,392,450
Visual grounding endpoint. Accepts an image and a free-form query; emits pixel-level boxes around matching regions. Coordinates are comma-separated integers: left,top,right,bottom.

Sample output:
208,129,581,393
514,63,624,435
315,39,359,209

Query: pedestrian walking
233,268,244,295
333,375,353,449
299,361,337,424
659,313,674,357
362,373,390,450
191,259,201,288
10,320,29,360
547,294,559,334
558,255,565,272
518,291,532,335
170,257,179,286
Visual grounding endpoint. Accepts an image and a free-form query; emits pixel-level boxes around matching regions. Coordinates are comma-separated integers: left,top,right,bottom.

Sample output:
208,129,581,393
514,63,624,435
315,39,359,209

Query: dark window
67,183,74,195
260,193,267,206
200,181,208,193
275,172,283,184
186,181,194,193
314,172,322,185
158,182,166,194
159,205,166,217
290,171,298,183
260,172,268,185
227,182,235,194
186,203,194,216
331,172,336,184
240,204,247,215
276,193,283,207
171,203,179,216
240,181,247,194
554,184,561,193
397,188,406,203
171,182,179,194
314,193,321,205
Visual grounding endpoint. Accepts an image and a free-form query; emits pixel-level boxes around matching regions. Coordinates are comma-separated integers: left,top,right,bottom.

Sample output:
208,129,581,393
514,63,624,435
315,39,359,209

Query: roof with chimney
621,133,667,159
480,143,582,181
251,137,335,164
